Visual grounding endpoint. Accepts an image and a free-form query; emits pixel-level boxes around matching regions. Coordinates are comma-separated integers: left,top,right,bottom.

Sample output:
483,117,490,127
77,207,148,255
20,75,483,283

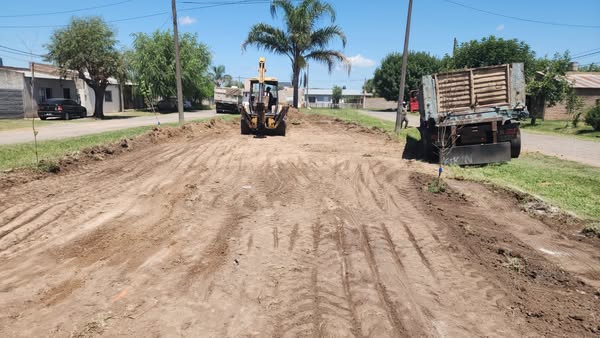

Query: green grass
521,120,600,141
0,116,235,171
303,108,420,140
450,153,600,220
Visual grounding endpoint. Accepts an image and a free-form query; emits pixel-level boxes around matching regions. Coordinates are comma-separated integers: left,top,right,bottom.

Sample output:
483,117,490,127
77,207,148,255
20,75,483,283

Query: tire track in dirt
2,115,596,337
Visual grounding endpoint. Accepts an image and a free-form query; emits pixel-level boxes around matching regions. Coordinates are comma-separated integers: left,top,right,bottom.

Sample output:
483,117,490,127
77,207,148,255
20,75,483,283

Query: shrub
584,104,600,131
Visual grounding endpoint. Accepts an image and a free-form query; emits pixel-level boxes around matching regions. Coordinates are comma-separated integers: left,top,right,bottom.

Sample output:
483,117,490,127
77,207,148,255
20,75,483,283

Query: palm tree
210,65,232,87
242,0,349,108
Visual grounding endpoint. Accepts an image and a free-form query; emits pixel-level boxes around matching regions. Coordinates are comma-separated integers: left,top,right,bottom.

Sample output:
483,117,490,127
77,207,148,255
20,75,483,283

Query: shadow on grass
575,129,599,136
99,115,139,120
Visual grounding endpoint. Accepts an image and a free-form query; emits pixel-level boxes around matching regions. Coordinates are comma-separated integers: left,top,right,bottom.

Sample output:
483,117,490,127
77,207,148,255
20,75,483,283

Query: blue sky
1,0,599,90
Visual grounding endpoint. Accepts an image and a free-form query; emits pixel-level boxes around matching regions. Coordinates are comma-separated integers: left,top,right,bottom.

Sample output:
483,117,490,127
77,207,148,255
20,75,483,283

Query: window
309,96,316,103
105,90,113,102
63,88,71,99
37,88,52,102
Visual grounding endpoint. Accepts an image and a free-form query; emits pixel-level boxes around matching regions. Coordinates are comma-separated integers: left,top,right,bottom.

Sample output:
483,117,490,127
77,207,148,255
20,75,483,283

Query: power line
0,0,132,18
572,50,600,60
443,0,600,29
0,0,273,29
572,47,600,58
0,44,45,57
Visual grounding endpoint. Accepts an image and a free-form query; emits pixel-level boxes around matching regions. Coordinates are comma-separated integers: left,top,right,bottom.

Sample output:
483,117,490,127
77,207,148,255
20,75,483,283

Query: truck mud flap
442,142,511,165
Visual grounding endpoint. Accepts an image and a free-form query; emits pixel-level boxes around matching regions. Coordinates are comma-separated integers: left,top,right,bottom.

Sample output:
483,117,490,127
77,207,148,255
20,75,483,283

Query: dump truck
214,87,242,114
240,57,288,136
419,63,528,165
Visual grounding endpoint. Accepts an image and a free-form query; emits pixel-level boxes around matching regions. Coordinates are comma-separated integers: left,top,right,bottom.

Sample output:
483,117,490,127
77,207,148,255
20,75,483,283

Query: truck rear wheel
510,129,521,158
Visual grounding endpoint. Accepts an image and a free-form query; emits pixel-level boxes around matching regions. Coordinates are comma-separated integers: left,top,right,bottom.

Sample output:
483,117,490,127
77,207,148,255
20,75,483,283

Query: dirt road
0,110,218,145
360,110,600,167
1,114,598,337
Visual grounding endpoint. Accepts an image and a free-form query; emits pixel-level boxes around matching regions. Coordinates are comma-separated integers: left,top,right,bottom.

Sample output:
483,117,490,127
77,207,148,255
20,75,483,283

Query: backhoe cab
240,57,289,136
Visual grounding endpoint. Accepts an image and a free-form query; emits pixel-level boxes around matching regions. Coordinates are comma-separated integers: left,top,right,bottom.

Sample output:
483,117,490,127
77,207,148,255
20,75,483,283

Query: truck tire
241,118,251,135
510,128,521,158
420,128,434,162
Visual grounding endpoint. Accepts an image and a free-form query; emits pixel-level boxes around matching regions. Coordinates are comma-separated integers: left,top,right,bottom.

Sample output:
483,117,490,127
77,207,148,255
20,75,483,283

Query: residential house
544,71,600,120
0,62,122,119
306,88,371,108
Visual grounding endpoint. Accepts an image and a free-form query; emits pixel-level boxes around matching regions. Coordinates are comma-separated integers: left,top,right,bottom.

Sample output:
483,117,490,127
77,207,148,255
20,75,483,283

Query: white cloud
179,16,197,25
347,54,375,68
496,24,505,31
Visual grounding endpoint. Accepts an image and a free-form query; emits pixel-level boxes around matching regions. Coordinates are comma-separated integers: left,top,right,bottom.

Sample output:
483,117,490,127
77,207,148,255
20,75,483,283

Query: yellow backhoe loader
240,57,289,136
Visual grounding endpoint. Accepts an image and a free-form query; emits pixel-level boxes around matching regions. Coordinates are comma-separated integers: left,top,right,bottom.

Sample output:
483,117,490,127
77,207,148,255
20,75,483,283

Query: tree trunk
93,86,106,119
292,64,300,109
119,83,125,112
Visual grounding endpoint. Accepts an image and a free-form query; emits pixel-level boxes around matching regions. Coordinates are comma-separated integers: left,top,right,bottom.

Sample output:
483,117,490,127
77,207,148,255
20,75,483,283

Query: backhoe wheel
241,119,251,135
276,120,286,136
510,128,521,158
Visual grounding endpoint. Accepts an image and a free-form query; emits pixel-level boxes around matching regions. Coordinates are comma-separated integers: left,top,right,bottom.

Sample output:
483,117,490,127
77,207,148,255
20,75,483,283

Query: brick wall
544,88,600,120
364,97,397,110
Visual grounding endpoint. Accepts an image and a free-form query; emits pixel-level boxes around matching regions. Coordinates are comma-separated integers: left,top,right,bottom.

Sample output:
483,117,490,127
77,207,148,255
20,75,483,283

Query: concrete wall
544,88,600,120
0,69,25,119
364,97,398,110
81,82,122,113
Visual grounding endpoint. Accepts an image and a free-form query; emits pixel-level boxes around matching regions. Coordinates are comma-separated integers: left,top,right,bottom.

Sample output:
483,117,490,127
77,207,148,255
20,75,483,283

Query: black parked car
38,98,87,120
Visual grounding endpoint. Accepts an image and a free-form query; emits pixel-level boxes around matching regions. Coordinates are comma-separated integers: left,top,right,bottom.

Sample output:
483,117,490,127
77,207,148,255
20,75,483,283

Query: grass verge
521,120,600,142
0,115,235,171
302,108,421,140
449,153,600,220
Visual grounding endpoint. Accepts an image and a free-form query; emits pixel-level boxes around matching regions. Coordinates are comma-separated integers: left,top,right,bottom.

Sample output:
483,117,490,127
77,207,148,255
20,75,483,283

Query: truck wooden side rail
419,63,528,165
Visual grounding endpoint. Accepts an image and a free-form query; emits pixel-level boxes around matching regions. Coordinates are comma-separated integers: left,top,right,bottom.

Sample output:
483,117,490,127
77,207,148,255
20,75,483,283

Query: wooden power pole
395,0,413,133
172,0,184,125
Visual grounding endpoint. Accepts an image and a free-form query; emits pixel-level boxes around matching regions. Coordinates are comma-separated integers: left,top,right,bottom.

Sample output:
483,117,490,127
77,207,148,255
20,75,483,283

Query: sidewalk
0,110,218,145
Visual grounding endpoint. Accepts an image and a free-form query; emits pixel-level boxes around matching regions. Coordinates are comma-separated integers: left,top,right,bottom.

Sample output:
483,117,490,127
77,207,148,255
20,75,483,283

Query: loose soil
1,112,598,337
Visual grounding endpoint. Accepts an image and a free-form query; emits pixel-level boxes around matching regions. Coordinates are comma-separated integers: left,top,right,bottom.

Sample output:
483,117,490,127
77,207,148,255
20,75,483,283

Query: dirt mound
411,173,600,336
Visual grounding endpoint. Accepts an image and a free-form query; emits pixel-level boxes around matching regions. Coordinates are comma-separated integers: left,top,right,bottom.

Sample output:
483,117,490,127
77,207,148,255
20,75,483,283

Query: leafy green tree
45,17,120,119
585,104,600,131
527,52,571,123
243,0,349,108
332,85,342,105
363,78,376,95
565,86,584,127
210,65,232,87
372,51,441,101
452,35,536,78
129,30,212,105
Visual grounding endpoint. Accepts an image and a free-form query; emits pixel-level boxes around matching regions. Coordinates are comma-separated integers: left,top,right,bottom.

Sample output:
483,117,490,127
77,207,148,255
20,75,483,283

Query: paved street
360,110,600,167
0,110,218,145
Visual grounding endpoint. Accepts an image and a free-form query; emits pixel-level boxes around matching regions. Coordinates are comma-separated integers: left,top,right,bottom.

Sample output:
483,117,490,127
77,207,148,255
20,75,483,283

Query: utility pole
395,0,413,133
172,0,184,125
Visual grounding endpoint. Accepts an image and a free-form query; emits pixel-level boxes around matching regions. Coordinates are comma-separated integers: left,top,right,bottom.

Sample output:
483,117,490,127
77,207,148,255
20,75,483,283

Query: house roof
566,72,600,89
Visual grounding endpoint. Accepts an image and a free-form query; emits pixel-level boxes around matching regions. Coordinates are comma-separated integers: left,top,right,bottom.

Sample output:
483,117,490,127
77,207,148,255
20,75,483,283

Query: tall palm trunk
292,63,301,108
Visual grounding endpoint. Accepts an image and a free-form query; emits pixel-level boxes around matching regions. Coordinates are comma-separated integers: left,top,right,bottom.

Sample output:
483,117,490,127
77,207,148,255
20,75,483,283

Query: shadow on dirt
402,134,423,160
